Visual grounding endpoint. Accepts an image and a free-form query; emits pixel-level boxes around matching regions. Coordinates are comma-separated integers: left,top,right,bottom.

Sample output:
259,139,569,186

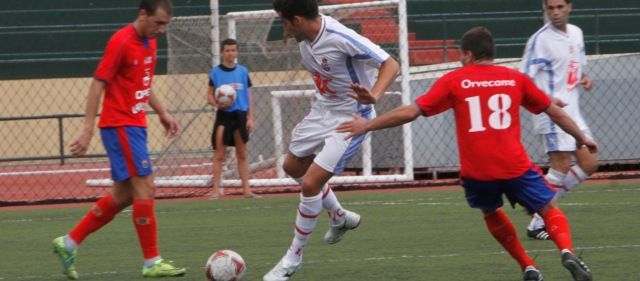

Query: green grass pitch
1,181,638,280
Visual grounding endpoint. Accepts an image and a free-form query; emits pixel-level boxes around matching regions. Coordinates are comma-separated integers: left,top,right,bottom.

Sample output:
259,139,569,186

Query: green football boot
52,236,79,280
142,259,186,278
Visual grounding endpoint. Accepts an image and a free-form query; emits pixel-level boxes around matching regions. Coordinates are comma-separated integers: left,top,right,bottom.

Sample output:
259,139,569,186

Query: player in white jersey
520,0,598,240
264,0,399,280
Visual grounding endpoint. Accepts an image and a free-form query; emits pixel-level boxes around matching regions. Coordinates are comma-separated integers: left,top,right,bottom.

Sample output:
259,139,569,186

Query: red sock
543,207,573,252
484,209,535,271
69,194,123,244
133,199,159,259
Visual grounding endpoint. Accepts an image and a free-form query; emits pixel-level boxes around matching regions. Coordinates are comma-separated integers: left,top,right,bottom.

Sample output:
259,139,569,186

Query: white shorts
541,128,594,153
289,103,375,175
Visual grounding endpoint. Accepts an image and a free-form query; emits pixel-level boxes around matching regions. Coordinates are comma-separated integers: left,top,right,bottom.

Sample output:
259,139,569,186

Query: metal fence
1,3,639,206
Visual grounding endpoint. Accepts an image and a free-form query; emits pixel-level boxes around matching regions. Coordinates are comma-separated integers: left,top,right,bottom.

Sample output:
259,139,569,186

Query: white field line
301,244,640,265
2,196,640,224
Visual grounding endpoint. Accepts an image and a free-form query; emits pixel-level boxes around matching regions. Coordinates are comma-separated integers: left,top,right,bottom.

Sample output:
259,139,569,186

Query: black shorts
211,110,249,149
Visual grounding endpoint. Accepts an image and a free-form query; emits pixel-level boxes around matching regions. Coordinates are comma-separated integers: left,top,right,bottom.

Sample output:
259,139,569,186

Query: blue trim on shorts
333,107,373,175
545,132,559,152
332,132,366,175
100,126,152,181
461,168,556,213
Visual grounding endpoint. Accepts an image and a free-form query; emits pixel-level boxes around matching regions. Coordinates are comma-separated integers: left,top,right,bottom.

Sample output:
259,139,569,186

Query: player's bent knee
537,202,557,216
130,176,156,199
283,161,305,178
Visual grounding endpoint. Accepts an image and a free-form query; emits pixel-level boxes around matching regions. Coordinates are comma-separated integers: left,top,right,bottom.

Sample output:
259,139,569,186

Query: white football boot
324,209,361,244
263,258,301,281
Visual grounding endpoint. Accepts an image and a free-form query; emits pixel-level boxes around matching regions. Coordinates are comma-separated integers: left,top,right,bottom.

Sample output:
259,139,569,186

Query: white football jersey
299,14,390,114
520,23,589,134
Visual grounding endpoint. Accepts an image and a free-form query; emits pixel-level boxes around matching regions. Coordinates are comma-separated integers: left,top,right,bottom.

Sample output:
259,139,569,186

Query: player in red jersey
338,27,595,281
52,0,186,279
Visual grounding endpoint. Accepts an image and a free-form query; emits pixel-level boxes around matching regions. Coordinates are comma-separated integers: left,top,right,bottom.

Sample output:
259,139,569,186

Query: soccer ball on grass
205,249,246,281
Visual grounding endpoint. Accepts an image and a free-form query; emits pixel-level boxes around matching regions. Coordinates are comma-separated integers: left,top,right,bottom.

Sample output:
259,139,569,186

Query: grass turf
1,181,638,280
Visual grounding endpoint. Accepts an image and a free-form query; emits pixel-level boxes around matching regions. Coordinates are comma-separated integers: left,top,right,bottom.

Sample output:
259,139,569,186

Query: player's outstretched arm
70,79,105,155
347,57,399,104
337,104,421,139
545,103,598,153
149,92,180,138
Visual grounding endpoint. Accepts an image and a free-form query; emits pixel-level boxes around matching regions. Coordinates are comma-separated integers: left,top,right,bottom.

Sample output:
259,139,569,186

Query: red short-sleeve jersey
416,64,551,181
94,24,157,128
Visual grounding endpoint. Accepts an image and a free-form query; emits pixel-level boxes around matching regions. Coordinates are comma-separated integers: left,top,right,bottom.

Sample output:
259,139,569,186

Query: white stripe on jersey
520,23,589,134
299,14,390,114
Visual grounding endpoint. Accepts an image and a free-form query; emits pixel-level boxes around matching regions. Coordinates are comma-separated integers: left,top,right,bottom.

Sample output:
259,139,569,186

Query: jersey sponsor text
461,79,516,89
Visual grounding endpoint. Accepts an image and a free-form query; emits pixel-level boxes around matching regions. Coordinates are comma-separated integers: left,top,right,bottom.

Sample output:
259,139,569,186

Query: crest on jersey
321,58,331,72
313,72,337,98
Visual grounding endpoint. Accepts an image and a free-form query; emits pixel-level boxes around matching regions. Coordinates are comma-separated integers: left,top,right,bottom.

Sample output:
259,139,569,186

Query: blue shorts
461,167,556,214
100,126,152,181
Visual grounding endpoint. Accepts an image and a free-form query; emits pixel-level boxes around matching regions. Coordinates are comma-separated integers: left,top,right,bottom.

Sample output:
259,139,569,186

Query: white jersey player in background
520,0,598,240
264,0,399,280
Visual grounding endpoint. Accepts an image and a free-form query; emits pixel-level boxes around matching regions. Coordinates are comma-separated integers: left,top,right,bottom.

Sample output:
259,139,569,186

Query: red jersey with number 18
415,64,551,181
94,24,156,128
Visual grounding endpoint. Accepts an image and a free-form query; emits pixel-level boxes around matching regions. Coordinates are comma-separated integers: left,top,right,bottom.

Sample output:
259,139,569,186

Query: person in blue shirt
207,38,260,199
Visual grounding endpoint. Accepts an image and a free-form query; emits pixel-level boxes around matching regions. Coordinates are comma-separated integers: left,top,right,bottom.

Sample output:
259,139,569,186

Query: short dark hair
139,0,173,16
460,27,495,61
221,38,238,51
272,0,319,21
543,0,571,5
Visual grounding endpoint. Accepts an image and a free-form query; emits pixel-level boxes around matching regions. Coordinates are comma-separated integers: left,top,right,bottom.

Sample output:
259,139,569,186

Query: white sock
545,168,566,186
563,165,588,191
527,213,546,231
64,234,79,251
555,165,588,200
284,193,322,266
144,256,162,267
321,184,345,226
546,168,568,199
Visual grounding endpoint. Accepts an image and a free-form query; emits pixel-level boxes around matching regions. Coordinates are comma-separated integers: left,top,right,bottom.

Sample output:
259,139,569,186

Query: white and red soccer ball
215,84,236,106
205,250,246,281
